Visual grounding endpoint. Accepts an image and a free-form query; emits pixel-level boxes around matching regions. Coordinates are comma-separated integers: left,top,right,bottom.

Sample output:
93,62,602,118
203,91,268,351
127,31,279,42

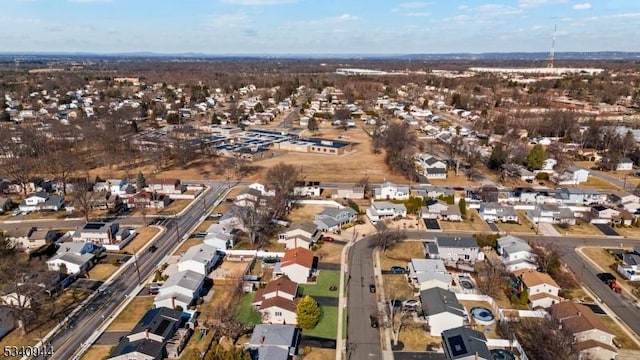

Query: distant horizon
1,1,639,54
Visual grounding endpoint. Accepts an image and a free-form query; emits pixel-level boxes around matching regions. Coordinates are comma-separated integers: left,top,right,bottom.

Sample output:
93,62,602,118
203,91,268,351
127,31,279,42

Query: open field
497,219,536,234
23,211,69,220
288,205,327,223
553,222,603,236
575,177,620,190
303,348,336,360
303,305,338,340
235,292,261,326
107,296,154,331
81,345,113,360
88,263,120,281
155,199,192,215
601,315,640,350
614,226,640,238
382,275,415,300
379,241,425,270
0,288,91,359
439,210,490,232
398,322,439,351
315,242,343,264
121,226,160,252
428,172,480,188
300,270,340,298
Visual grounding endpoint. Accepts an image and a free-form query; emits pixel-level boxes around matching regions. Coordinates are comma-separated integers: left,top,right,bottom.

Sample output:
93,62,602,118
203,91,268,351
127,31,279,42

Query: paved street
347,236,383,360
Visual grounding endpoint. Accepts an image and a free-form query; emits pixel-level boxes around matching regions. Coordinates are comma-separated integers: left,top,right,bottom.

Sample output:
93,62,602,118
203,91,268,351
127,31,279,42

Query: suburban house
276,247,317,284
218,207,244,229
72,221,136,251
248,182,275,197
154,270,206,311
557,188,607,206
0,285,40,309
126,191,172,209
408,258,452,291
278,223,322,250
425,167,448,179
479,202,518,223
325,183,365,199
419,287,466,336
616,252,640,281
146,178,186,195
374,182,410,200
441,327,492,360
616,157,634,171
590,205,621,224
427,236,481,265
609,191,640,212
420,200,462,222
496,236,537,272
366,201,407,224
46,241,97,275
177,244,221,276
203,224,235,250
549,302,617,360
109,307,188,360
19,192,65,212
540,158,557,173
513,269,563,309
234,188,265,208
293,181,321,197
252,278,300,325
245,324,301,360
95,179,134,196
527,204,576,225
5,227,57,252
314,207,358,232
552,168,590,185
85,191,121,210
416,154,448,171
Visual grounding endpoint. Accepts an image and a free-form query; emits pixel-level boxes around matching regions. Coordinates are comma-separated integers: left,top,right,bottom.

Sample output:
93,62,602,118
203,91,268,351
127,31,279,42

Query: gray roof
419,287,465,317
110,307,182,359
319,207,357,218
426,243,439,256
49,252,94,267
497,236,531,254
622,253,640,266
442,327,492,360
426,167,447,174
161,270,205,292
287,222,318,235
254,346,290,360
436,236,477,249
247,324,299,348
371,201,407,212
409,258,447,274
180,244,219,266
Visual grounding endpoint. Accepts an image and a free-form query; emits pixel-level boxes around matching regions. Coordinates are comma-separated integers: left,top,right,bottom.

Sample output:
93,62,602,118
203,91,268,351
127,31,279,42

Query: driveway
536,222,561,236
594,223,619,236
314,296,339,306
486,221,500,232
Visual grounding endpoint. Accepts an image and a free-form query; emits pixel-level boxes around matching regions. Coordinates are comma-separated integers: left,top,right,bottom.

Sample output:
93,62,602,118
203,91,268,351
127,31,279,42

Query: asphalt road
32,184,226,360
276,106,301,128
346,236,382,360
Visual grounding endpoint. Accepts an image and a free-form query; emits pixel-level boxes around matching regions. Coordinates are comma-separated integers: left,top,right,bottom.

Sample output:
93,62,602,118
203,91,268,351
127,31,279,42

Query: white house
496,236,537,272
46,241,96,275
293,181,321,197
72,221,136,251
177,243,221,276
408,258,452,291
95,179,134,196
374,182,410,200
420,201,462,221
366,201,407,224
617,158,634,171
19,192,65,212
540,158,557,173
245,324,301,360
276,248,317,284
249,182,275,197
552,168,589,185
314,207,358,232
203,225,234,250
527,204,576,225
479,202,518,223
425,167,448,179
616,253,640,281
513,269,563,309
278,223,322,250
258,297,298,325
419,287,466,336
428,236,481,265
154,269,205,311
416,154,447,170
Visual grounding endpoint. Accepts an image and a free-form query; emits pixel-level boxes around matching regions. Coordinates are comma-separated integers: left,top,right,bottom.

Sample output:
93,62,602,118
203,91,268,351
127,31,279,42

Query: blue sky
1,0,639,54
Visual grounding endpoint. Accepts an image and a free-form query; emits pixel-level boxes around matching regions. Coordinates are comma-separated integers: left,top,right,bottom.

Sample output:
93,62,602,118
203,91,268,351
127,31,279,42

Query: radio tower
548,24,557,68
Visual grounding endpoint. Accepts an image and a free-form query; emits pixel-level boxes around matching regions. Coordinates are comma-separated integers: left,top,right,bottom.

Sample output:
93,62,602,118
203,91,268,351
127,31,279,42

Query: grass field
382,274,415,300
315,242,343,264
235,292,261,326
439,210,490,232
302,348,336,360
303,305,338,340
576,177,620,190
428,172,480,188
156,199,192,215
300,270,340,298
288,205,328,223
121,226,160,253
498,218,536,234
107,296,155,331
601,316,640,350
553,222,603,236
379,241,425,270
397,322,438,351
613,226,640,238
88,263,120,281
81,345,113,360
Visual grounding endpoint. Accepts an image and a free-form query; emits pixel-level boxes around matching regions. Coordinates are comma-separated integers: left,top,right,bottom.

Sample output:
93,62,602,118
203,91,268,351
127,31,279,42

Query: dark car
193,232,207,238
369,284,376,293
597,272,616,284
322,236,335,242
390,266,406,274
148,245,158,253
369,314,379,328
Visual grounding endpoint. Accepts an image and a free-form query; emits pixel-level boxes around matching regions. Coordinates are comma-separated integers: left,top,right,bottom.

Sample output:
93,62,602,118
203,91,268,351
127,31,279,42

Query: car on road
402,299,419,309
390,266,406,274
322,236,335,242
369,284,376,293
193,232,207,238
370,314,379,328
208,213,223,219
148,245,158,253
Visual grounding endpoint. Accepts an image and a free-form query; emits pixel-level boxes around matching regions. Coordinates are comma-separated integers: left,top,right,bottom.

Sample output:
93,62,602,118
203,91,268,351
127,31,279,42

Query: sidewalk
373,249,396,360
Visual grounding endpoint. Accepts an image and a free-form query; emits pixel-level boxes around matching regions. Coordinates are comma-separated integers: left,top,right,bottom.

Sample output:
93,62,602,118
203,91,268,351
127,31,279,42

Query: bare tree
70,179,93,222
0,157,34,195
45,152,79,196
265,163,300,217
236,206,273,248
530,242,562,274
386,300,410,346
516,317,577,360
370,226,407,252
475,261,506,298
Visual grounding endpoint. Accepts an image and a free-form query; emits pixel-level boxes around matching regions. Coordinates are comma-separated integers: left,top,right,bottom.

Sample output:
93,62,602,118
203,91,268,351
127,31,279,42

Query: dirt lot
379,241,425,270
397,322,440,351
439,210,490,232
107,296,154,331
155,199,192,215
288,205,327,223
303,348,336,360
614,226,640,238
81,345,113,360
210,259,251,283
121,226,160,253
497,219,536,234
601,315,640,350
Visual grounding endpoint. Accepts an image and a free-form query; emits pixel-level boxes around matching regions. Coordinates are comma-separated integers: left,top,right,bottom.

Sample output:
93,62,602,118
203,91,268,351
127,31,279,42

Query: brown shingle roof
281,247,315,268
572,339,617,353
513,269,560,288
253,277,298,305
260,296,299,313
550,302,613,335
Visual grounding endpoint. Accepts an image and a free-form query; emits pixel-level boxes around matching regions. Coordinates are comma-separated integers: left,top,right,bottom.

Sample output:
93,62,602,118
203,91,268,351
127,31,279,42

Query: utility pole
133,248,142,283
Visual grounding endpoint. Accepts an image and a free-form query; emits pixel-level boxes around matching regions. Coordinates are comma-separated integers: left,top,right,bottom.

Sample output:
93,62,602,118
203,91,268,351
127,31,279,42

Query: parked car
193,232,207,238
390,266,406,274
322,236,335,242
369,314,379,328
369,284,376,293
148,245,158,253
402,299,419,309
209,213,223,219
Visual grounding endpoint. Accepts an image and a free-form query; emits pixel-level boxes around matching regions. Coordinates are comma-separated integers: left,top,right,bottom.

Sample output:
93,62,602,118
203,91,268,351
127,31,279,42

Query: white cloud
398,1,431,8
406,12,430,17
518,0,567,8
207,12,251,28
0,16,40,24
330,14,361,22
220,0,296,5
67,0,111,3
572,3,592,10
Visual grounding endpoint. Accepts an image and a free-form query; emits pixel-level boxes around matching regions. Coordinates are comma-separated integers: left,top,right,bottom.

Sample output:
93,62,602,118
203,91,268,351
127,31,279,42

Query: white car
402,299,420,309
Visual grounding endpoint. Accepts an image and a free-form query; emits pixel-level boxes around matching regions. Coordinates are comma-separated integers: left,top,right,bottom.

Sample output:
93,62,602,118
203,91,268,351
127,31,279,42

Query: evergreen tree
307,117,319,132
458,198,467,219
526,144,547,170
136,172,147,191
296,295,321,330
488,144,507,170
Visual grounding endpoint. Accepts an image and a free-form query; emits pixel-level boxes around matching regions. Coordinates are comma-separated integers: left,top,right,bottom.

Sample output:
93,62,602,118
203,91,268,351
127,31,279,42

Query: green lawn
300,270,340,298
303,305,338,340
235,292,261,326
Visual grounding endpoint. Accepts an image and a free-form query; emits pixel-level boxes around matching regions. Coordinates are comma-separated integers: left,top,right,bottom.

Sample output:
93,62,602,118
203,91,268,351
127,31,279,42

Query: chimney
145,328,150,339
